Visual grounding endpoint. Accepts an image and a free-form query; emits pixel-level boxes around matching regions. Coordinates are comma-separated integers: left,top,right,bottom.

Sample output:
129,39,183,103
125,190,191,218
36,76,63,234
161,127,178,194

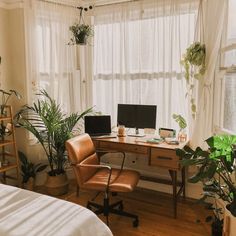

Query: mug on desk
117,125,126,137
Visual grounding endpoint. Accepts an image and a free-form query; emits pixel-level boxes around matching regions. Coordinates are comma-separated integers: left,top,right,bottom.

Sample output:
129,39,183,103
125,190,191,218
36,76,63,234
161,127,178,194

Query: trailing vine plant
181,42,206,119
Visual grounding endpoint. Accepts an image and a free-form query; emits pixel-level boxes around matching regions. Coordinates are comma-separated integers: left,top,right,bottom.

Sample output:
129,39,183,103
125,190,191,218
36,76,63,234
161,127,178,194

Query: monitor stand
127,128,145,137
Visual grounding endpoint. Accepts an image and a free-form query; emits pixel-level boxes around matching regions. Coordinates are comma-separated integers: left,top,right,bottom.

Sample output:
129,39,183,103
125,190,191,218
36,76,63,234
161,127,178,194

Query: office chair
66,133,140,227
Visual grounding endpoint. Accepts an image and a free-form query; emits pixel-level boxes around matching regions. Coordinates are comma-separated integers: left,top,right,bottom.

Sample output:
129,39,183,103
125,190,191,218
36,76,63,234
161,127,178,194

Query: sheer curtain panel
24,0,88,114
92,0,199,130
191,0,228,147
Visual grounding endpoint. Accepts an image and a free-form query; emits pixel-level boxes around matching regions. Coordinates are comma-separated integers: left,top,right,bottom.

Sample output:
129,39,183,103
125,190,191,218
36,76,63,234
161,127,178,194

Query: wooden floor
38,182,211,236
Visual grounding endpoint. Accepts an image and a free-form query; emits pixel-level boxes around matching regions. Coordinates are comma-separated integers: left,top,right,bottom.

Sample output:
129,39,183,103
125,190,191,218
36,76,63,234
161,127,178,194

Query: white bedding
0,184,113,236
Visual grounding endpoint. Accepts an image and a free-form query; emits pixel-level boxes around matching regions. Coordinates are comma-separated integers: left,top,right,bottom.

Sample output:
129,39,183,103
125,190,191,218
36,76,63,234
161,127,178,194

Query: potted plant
172,113,187,142
176,135,236,236
181,42,206,118
18,151,47,191
69,23,93,45
15,90,93,195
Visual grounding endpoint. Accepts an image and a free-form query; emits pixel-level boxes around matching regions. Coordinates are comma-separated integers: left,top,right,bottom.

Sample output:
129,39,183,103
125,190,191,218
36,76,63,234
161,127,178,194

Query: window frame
214,44,236,135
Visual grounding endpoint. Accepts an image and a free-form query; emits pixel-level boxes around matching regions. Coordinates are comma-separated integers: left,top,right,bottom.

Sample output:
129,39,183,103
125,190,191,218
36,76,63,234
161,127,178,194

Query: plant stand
0,106,20,186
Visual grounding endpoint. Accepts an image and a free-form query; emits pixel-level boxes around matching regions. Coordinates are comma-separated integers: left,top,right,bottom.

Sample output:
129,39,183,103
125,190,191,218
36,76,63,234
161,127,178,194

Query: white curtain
92,0,199,130
24,0,88,114
191,0,228,147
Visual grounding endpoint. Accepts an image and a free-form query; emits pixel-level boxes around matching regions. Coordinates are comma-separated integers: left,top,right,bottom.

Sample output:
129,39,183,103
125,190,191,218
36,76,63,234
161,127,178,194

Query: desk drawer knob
156,156,172,160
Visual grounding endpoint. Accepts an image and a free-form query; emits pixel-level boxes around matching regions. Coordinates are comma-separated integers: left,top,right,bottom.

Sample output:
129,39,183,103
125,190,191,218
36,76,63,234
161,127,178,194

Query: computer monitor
117,104,157,136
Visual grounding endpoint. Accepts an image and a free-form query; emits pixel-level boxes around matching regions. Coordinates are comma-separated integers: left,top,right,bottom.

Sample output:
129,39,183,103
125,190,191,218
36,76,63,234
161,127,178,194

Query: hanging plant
181,42,206,118
69,23,93,45
69,6,93,45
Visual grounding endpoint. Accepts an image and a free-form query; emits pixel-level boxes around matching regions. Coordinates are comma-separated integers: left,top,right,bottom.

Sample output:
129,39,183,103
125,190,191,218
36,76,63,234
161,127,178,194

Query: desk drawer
150,148,179,169
99,141,148,154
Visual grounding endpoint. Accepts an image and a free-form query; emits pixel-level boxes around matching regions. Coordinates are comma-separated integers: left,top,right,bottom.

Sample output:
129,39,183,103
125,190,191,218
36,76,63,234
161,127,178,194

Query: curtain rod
94,0,139,8
38,0,77,9
38,0,139,9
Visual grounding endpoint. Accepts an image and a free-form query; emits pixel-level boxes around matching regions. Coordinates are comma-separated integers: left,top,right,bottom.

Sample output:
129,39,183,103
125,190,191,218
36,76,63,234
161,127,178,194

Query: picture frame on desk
159,128,176,139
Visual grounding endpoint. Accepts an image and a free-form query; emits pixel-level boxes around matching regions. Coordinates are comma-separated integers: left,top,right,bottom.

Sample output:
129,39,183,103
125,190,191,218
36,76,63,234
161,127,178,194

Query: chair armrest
96,149,126,170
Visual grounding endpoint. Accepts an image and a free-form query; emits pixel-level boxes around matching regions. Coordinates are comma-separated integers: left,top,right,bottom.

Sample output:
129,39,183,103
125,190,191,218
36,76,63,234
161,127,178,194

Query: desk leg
181,167,186,199
76,185,80,197
169,170,177,218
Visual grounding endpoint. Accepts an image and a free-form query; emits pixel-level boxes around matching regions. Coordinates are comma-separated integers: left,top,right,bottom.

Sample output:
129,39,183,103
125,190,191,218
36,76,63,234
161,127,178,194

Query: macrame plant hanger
78,7,84,25
74,5,93,45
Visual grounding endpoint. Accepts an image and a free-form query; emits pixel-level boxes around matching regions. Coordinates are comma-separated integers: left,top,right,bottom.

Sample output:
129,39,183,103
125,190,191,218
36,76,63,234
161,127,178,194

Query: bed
0,184,113,236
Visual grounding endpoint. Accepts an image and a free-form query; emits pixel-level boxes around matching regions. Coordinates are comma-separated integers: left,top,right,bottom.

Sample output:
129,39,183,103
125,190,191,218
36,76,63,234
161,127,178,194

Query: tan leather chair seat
83,169,140,192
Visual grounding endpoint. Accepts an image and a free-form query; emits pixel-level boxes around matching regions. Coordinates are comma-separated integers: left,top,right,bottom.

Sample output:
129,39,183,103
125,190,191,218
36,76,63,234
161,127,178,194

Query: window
215,0,236,134
223,73,236,133
93,1,198,130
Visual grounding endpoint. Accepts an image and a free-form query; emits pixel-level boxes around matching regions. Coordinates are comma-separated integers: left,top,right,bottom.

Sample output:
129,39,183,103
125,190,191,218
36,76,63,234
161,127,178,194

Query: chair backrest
66,133,99,187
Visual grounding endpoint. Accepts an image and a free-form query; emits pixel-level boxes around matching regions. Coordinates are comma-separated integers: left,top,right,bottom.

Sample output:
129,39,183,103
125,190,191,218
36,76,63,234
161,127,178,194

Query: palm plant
15,90,93,176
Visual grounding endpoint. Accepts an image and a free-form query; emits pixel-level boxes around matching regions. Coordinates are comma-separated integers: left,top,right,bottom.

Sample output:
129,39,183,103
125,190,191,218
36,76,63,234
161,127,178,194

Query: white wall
0,7,11,89
0,4,28,151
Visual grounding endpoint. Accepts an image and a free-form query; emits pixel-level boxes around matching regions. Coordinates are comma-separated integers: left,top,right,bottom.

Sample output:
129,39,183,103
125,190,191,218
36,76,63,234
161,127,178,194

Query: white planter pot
223,207,236,236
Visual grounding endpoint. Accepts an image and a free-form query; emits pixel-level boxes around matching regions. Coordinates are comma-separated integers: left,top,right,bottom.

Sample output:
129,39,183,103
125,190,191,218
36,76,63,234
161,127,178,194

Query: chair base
87,198,139,227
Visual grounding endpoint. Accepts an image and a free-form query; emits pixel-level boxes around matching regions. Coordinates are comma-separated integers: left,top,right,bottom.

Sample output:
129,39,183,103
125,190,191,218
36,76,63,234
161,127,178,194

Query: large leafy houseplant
176,135,236,217
15,90,92,176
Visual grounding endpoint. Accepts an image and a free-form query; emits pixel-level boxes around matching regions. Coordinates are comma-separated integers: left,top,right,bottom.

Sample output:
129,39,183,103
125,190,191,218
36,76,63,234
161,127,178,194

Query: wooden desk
93,136,187,218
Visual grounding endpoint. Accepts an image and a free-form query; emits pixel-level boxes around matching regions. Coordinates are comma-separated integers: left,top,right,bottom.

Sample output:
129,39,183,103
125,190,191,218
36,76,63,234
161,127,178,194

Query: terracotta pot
45,173,69,196
223,207,236,236
23,177,35,191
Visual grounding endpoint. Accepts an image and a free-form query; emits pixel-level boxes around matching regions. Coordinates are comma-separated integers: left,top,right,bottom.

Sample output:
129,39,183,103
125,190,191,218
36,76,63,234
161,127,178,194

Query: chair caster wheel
133,219,139,227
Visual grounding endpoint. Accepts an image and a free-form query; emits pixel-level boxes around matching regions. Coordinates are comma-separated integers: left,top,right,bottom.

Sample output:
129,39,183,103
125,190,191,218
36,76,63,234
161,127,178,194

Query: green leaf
35,164,47,172
188,172,202,183
176,148,186,158
183,145,194,153
181,158,203,167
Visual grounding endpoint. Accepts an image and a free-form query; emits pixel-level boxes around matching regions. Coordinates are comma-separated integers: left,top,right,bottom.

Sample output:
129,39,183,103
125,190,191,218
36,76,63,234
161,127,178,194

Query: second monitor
117,104,157,137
